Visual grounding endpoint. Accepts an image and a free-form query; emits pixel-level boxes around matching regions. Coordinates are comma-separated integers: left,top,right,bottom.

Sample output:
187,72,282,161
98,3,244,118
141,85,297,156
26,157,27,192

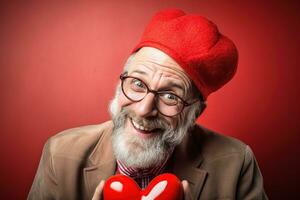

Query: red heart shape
103,173,183,200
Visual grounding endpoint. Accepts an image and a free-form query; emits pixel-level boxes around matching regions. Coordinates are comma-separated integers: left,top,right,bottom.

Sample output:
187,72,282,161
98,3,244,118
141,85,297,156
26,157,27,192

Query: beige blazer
28,121,267,200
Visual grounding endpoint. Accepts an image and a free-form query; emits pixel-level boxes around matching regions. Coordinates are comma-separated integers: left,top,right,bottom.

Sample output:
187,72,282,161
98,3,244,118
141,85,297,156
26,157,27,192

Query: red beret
132,9,238,100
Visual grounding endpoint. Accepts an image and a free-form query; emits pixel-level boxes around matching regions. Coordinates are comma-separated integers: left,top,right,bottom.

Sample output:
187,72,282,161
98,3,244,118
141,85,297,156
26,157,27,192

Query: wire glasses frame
120,73,199,117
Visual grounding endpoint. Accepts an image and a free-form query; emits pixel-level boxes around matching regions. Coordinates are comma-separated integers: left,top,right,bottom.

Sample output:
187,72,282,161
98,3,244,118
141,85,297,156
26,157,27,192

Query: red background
1,1,299,199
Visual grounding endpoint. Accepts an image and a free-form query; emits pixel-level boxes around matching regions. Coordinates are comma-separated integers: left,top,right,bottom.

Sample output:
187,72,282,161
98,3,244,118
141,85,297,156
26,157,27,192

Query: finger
182,180,192,200
92,180,105,200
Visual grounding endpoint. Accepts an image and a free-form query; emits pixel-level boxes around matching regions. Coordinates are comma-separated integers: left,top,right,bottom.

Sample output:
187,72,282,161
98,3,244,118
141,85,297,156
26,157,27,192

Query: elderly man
28,9,267,200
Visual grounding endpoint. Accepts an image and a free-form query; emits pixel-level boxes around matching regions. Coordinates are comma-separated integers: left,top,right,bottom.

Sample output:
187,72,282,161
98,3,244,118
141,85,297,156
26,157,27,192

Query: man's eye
165,93,176,100
130,79,146,92
160,93,178,105
133,79,144,88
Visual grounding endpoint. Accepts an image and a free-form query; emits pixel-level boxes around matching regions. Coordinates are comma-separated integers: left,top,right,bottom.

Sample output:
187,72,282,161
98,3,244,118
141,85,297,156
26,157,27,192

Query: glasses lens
122,77,147,101
156,93,184,116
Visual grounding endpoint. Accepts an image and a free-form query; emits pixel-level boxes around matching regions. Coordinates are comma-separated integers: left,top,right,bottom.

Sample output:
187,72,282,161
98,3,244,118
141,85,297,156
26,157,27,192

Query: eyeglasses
120,73,199,117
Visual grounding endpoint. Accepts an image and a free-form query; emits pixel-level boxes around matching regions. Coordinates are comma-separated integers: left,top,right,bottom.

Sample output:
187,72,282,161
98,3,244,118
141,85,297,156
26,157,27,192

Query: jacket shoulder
47,121,113,160
192,124,248,162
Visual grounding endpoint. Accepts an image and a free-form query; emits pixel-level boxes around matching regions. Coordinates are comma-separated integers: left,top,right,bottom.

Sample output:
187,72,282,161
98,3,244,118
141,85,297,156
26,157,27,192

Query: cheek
117,93,133,111
171,119,178,129
163,116,177,129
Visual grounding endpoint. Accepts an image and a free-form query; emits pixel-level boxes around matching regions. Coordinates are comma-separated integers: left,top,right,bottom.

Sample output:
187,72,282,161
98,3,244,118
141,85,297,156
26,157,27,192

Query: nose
133,93,158,118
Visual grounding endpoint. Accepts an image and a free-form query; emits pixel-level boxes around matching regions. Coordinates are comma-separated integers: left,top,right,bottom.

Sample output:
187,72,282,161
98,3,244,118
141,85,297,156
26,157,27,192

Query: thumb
92,180,105,200
182,180,192,200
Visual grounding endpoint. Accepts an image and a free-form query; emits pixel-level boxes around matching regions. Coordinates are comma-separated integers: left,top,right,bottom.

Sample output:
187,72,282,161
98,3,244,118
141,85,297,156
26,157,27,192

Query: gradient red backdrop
1,1,299,199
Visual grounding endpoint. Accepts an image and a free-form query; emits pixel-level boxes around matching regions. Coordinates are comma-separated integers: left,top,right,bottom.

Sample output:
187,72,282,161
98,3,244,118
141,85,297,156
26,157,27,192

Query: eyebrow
130,69,186,94
160,81,185,93
131,69,148,76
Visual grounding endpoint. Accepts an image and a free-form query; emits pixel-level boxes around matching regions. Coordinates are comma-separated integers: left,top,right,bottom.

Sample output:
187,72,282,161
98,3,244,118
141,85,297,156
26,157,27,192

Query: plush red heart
103,173,183,200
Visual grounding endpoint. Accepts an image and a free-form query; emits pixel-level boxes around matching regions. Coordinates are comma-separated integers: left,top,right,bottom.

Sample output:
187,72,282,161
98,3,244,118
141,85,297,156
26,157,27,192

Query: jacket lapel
83,122,116,199
84,160,116,199
172,127,208,199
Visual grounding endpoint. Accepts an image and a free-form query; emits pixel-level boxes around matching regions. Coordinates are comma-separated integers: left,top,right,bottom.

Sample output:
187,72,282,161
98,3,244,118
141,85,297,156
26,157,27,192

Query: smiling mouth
129,118,162,134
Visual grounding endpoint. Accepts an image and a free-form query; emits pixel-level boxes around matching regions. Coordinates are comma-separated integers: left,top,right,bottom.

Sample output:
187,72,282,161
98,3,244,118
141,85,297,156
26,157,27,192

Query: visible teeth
131,119,153,131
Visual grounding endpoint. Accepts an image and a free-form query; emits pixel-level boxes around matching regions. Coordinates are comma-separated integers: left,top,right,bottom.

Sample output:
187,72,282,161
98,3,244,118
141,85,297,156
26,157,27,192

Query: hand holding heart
92,173,191,200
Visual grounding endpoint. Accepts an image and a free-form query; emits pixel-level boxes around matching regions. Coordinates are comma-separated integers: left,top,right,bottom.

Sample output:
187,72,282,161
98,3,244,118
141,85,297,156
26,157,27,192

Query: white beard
112,120,170,169
109,86,199,169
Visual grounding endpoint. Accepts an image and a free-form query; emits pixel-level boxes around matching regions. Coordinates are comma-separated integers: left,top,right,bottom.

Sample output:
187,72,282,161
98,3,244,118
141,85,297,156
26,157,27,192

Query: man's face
110,47,198,169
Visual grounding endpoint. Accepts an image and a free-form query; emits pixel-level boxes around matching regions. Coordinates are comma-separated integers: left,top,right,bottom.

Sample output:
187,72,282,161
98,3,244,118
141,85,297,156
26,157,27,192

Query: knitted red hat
132,9,238,100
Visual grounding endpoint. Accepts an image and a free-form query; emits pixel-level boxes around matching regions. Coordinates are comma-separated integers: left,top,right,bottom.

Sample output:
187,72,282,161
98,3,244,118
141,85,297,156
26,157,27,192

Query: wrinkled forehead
127,47,193,88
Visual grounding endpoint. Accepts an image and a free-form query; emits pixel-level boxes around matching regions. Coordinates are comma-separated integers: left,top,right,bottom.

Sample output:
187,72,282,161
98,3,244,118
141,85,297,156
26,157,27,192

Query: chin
112,124,168,169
